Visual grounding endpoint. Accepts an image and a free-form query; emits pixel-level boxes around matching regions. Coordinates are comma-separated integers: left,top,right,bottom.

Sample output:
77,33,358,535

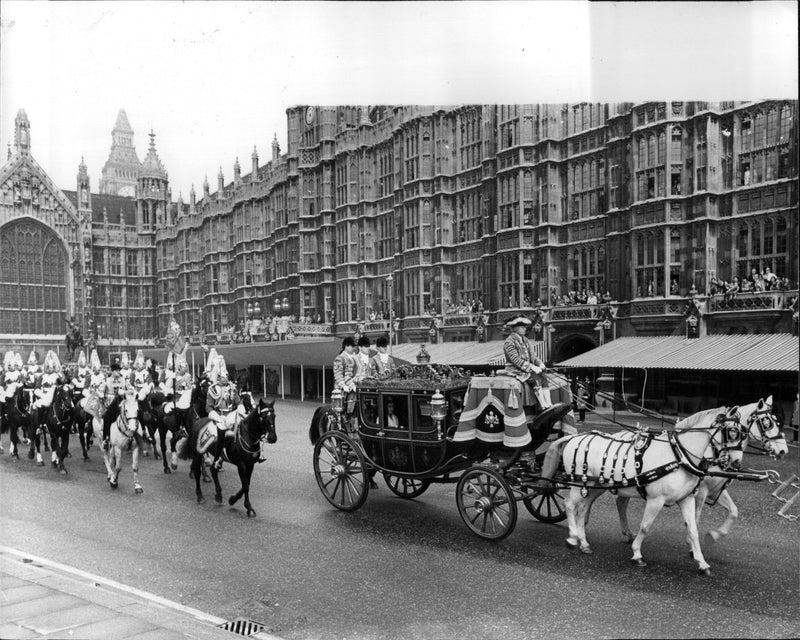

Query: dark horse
187,395,277,517
2,387,31,460
69,392,95,461
38,384,75,474
145,389,187,474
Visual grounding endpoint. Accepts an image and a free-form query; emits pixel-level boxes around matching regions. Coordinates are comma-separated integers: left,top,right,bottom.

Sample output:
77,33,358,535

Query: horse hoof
565,539,579,550
135,487,143,494
228,496,236,506
203,477,212,484
60,468,68,475
579,546,593,555
631,558,647,567
110,482,118,489
27,450,34,460
704,532,719,544
143,451,150,457
171,463,178,470
214,494,222,504
197,496,206,504
164,467,171,474
51,460,58,467
247,510,256,518
37,461,45,467
699,567,712,577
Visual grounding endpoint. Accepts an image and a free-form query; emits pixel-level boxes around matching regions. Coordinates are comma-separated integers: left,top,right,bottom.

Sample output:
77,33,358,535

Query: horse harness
566,413,746,499
115,399,141,439
221,404,274,464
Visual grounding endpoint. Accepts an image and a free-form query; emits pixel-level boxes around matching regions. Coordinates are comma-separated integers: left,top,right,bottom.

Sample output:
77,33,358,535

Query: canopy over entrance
555,333,798,372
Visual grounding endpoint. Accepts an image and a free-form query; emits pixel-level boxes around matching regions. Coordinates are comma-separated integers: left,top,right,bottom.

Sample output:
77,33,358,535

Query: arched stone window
0,219,69,334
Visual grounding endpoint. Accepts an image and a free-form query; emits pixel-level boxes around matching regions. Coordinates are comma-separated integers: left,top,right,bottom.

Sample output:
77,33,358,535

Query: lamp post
282,296,289,316
387,273,394,354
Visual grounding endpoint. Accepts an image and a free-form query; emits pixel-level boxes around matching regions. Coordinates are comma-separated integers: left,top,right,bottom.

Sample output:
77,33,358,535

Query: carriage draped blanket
453,376,532,448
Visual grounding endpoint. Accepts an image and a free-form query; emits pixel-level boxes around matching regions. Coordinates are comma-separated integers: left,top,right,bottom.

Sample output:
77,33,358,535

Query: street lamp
282,296,289,315
273,298,281,315
386,273,394,354
431,388,446,440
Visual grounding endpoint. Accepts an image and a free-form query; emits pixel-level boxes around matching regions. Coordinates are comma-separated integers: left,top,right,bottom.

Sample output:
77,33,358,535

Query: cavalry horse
102,392,146,493
69,391,95,461
614,396,788,547
538,406,745,575
37,384,75,473
3,386,32,460
187,394,276,517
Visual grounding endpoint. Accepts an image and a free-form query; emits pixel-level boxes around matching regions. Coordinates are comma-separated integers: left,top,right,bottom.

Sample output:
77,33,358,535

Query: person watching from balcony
763,267,778,291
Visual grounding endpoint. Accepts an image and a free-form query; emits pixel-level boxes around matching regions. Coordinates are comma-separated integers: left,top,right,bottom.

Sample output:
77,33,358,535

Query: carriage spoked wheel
313,431,370,512
456,466,518,540
382,473,431,499
523,484,567,523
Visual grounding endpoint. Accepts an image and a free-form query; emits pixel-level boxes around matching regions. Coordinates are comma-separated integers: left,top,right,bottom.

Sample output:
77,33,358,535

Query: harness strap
668,430,707,477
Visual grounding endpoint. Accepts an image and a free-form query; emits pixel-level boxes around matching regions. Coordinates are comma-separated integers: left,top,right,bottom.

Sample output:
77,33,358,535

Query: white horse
538,406,744,575
615,396,787,546
102,392,144,494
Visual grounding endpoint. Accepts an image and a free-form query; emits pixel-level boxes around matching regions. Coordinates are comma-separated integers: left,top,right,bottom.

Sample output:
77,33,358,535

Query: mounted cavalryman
206,354,244,471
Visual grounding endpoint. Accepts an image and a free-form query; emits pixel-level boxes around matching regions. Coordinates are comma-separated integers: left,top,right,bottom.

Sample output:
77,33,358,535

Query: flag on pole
165,316,185,355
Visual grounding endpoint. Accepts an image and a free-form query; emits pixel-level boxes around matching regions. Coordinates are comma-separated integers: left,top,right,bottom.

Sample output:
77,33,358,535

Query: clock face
119,185,135,198
305,106,314,125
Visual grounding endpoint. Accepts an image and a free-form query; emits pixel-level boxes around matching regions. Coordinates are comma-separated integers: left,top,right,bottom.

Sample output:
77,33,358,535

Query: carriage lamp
431,389,446,440
331,388,344,414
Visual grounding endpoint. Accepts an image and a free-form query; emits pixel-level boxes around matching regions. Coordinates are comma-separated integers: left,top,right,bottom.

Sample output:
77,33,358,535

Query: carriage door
0,219,69,335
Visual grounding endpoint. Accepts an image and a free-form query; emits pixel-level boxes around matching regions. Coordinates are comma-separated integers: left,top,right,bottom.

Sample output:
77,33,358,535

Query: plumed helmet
133,349,146,370
505,315,532,328
27,350,39,366
14,353,24,369
89,349,102,372
77,350,87,368
44,350,60,373
120,351,131,369
176,351,188,374
215,355,229,382
3,351,13,370
204,348,219,375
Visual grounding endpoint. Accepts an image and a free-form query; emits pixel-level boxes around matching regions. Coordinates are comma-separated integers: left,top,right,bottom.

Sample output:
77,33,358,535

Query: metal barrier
772,473,800,522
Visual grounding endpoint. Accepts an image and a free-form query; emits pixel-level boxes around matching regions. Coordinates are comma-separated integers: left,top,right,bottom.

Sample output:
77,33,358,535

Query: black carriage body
355,367,471,479
352,365,570,479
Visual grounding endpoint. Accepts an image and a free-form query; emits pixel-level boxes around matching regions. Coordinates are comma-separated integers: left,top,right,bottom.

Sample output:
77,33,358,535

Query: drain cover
218,617,266,636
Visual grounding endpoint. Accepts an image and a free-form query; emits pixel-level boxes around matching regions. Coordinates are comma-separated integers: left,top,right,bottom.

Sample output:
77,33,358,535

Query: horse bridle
707,410,747,468
745,407,784,454
236,404,275,460
116,399,141,439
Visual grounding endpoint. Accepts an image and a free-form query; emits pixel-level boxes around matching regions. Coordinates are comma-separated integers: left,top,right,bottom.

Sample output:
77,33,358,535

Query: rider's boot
211,432,224,471
102,421,110,451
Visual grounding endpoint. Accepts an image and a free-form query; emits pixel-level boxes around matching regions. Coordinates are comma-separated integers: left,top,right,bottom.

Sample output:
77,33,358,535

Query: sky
0,1,797,199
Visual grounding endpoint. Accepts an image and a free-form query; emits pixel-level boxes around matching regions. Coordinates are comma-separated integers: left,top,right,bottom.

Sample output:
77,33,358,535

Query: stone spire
251,146,259,179
139,130,167,179
272,133,280,162
14,109,31,155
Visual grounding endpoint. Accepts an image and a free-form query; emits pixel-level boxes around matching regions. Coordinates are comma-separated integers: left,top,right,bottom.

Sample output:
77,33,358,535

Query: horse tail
539,434,574,481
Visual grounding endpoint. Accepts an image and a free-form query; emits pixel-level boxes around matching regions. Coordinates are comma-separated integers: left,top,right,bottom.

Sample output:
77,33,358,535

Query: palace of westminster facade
0,101,797,363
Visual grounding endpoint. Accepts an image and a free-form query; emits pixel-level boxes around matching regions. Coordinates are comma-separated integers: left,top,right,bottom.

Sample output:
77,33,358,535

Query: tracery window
0,220,68,334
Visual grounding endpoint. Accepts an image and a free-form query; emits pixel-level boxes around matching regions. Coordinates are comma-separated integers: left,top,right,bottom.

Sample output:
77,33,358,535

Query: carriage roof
357,364,473,394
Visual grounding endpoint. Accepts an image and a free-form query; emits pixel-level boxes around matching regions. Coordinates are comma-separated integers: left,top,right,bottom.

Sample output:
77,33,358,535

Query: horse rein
235,405,275,460
744,408,784,456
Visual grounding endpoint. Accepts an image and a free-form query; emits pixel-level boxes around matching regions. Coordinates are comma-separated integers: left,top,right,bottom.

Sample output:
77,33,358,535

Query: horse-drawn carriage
311,364,573,540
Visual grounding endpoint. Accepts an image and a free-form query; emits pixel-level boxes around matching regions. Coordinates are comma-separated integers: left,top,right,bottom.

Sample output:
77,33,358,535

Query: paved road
1,399,798,639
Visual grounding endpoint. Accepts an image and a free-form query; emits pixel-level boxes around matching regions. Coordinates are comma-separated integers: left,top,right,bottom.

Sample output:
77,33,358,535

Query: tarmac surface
1,402,795,640
0,546,283,640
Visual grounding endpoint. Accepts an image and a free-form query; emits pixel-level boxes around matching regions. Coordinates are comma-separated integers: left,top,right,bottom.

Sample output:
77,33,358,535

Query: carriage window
383,394,408,430
413,397,434,433
360,393,379,428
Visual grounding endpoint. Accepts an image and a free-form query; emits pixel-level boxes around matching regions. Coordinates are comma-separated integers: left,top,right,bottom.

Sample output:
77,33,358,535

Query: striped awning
390,341,506,367
556,333,799,372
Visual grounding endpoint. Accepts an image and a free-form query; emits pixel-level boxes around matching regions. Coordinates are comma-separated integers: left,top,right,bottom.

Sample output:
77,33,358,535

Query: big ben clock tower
99,109,142,196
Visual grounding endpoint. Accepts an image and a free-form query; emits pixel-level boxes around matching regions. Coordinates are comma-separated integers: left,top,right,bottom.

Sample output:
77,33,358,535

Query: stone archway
552,333,597,364
0,218,69,334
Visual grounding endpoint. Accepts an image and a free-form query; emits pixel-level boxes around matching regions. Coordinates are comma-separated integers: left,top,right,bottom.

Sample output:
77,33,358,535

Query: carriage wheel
523,485,567,523
383,473,431,499
456,466,518,540
313,431,369,512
